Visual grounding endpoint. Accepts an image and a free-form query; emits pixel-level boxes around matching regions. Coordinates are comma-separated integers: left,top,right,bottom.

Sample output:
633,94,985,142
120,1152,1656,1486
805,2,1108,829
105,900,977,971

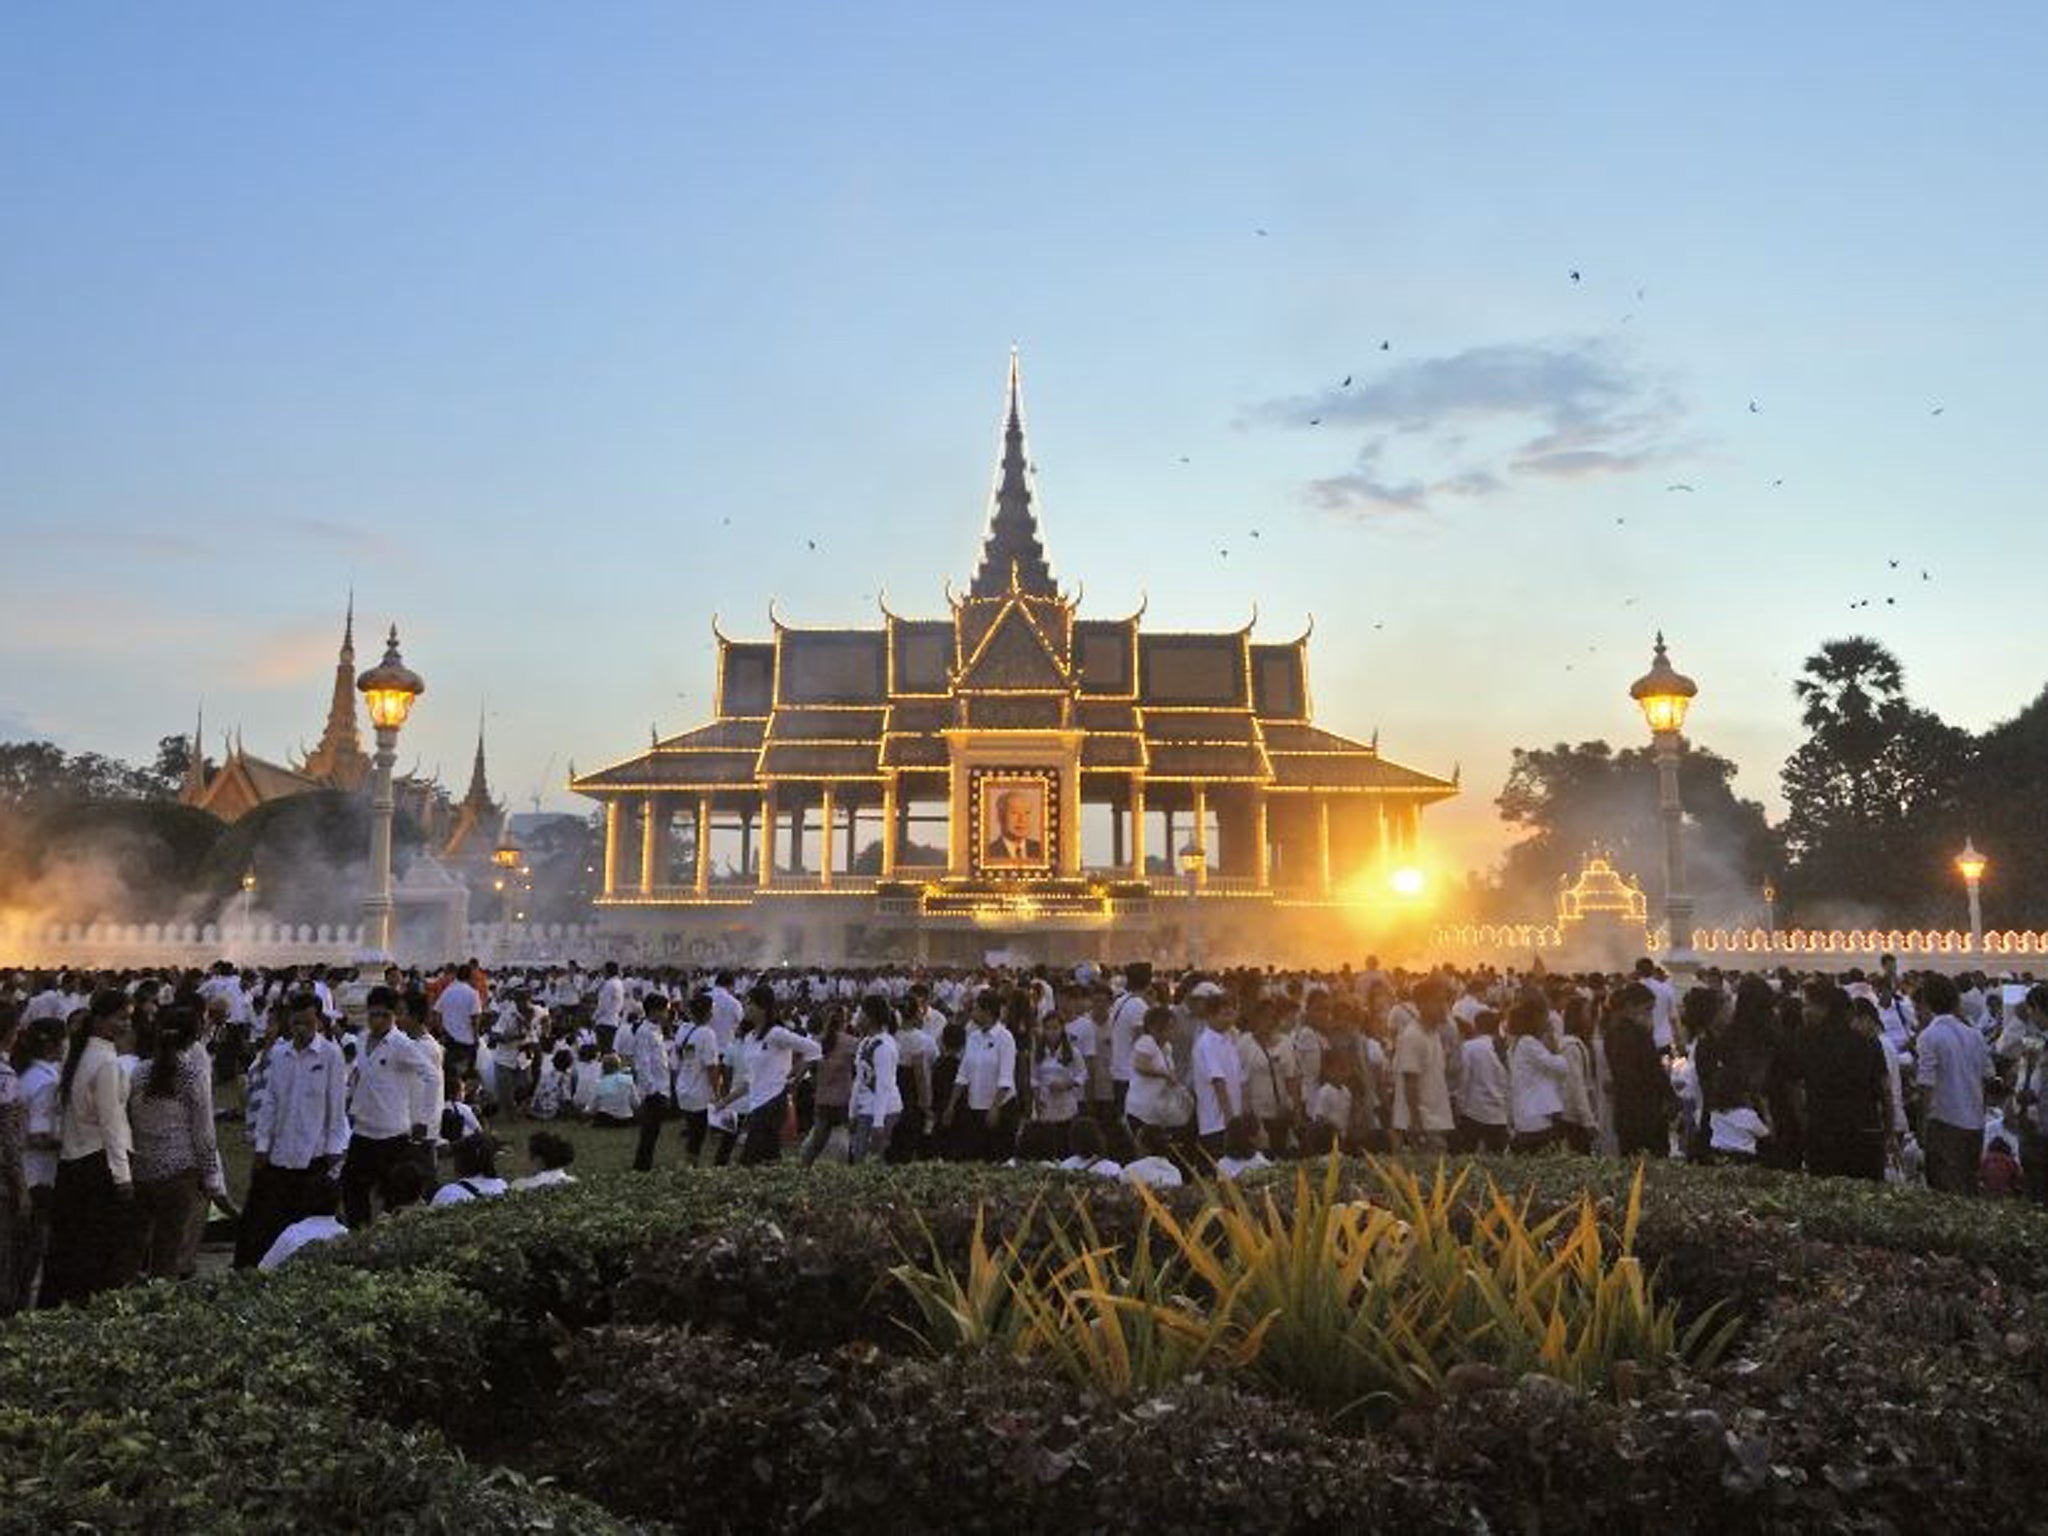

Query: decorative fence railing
1434,923,2048,965
0,919,631,970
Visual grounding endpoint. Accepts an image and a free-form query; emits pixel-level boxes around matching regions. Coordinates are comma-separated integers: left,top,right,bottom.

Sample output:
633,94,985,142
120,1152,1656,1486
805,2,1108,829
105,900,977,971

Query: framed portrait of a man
973,772,1054,874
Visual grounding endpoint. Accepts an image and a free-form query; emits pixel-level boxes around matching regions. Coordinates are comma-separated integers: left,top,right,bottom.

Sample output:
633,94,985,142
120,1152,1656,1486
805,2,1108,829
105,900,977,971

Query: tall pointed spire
301,594,371,790
968,348,1057,599
181,702,209,804
461,705,493,810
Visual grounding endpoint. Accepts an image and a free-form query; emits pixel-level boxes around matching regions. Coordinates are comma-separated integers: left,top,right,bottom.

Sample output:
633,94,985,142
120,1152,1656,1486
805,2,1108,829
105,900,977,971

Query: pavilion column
881,779,900,878
739,806,753,875
602,800,623,898
1253,792,1271,890
1163,808,1177,864
845,801,860,871
819,786,837,889
694,795,712,896
1191,785,1210,889
758,786,775,888
1397,802,1420,855
788,794,805,872
1110,801,1125,869
1128,780,1147,877
639,794,662,895
1317,795,1333,896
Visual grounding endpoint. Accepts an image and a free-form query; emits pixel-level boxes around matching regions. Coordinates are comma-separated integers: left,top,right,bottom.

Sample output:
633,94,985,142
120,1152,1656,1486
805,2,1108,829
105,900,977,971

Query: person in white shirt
1389,985,1456,1153
1027,1012,1085,1128
1916,973,1995,1196
396,992,445,1176
1453,1014,1510,1153
717,985,823,1166
236,994,349,1270
707,972,744,1050
1236,1003,1292,1155
945,992,1020,1162
430,1135,509,1205
1105,963,1153,1119
630,995,677,1173
1055,1116,1123,1178
849,995,904,1163
1634,960,1679,1051
41,989,135,1306
258,1203,349,1268
509,1130,578,1192
1190,997,1246,1156
13,1017,64,1310
1214,1116,1272,1180
671,994,727,1165
591,963,626,1052
340,987,436,1228
1505,997,1570,1153
435,969,483,1083
1124,1003,1186,1139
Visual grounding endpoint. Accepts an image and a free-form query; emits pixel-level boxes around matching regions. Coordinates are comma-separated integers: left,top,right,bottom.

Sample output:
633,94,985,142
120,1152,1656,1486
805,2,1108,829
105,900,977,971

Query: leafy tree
1779,638,1974,923
1494,738,1777,922
1958,685,2048,925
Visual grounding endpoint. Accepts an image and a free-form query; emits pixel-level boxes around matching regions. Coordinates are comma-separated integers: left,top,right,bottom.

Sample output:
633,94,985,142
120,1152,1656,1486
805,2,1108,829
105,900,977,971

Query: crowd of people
0,948,2039,1312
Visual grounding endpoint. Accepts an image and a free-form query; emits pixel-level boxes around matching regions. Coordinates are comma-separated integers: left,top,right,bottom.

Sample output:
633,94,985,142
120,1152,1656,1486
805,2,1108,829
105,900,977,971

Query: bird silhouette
806,539,817,551
1770,478,1784,488
1666,483,1696,493
1888,559,1899,568
1931,406,1945,416
1220,549,1230,558
1922,571,1932,581
1254,227,1269,237
1372,622,1384,630
1341,375,1352,387
1615,517,1626,526
1748,400,1760,414
1249,530,1261,539
1178,455,1190,464
1308,417,1321,426
1635,287,1646,299
1886,597,1896,606
1569,270,1582,283
1379,340,1391,351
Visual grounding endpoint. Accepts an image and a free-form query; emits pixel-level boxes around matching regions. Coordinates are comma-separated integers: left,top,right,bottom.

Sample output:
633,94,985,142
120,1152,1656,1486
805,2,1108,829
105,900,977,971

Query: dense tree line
1492,637,2048,929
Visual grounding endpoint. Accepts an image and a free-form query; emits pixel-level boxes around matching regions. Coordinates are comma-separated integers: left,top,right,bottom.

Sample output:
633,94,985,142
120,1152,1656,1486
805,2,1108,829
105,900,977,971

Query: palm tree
1792,637,1905,735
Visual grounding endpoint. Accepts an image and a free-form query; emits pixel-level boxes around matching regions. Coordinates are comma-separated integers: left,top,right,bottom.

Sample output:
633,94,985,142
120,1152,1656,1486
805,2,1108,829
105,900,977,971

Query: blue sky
3,2,2044,874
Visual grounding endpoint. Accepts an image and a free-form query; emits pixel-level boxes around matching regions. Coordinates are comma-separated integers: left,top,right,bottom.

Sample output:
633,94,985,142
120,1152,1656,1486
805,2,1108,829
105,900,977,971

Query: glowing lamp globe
356,625,425,731
1629,632,1698,736
1957,840,1988,884
1178,846,1205,877
492,843,522,870
1389,866,1427,898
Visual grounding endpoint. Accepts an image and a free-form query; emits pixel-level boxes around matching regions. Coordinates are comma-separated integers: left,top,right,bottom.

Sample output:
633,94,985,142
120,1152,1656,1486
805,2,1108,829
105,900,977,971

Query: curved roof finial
710,610,732,646
877,586,901,622
1287,612,1316,646
768,596,787,631
1239,601,1260,636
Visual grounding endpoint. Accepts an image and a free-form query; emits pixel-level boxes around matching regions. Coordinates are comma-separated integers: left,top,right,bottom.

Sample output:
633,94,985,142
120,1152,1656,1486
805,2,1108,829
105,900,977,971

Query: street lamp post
1629,632,1699,967
1957,839,1988,952
356,625,425,961
1179,844,1204,968
1762,879,1778,941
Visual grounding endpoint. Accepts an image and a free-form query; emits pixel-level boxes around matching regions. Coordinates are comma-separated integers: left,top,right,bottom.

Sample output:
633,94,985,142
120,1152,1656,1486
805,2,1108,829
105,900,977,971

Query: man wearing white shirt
435,969,483,1086
1916,973,1995,1196
671,994,726,1165
708,972,744,1050
946,994,1017,1161
397,990,445,1175
591,962,626,1052
1454,1019,1510,1152
1191,997,1246,1156
1105,962,1152,1119
630,995,677,1172
1390,989,1457,1152
340,987,436,1227
236,995,349,1268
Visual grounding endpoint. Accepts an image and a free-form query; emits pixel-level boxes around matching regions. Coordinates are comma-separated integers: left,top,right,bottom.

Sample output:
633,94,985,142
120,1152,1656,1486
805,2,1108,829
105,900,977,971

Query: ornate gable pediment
954,599,1072,693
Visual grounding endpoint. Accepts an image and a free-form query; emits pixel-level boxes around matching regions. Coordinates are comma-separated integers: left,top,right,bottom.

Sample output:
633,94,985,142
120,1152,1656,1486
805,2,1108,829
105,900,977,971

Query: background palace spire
969,349,1057,600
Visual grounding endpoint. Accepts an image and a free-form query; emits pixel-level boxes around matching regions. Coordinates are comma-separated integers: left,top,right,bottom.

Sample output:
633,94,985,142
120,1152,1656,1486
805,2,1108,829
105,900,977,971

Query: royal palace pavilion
571,357,1457,963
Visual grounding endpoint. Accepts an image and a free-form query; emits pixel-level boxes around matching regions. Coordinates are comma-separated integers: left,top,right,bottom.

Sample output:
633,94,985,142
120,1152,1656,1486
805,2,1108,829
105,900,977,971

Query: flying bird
1569,270,1582,283
1254,227,1269,237
1635,287,1646,299
1888,559,1899,568
1921,570,1931,581
1308,417,1321,426
1748,400,1760,414
806,539,817,551
1931,406,1945,416
1178,455,1190,464
1249,530,1261,539
1885,597,1896,606
1770,478,1784,487
1341,375,1352,387
1379,340,1391,351
1666,483,1696,493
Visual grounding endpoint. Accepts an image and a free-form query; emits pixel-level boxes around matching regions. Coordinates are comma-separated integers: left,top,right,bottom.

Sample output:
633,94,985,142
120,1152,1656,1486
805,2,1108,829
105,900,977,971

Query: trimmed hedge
12,1156,2048,1531
0,1264,635,1533
522,1327,1475,1534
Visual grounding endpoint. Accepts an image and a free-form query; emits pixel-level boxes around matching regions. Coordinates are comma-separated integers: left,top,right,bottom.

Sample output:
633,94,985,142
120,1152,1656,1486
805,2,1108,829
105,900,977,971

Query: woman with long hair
41,990,135,1307
798,1002,855,1167
127,1003,228,1281
1027,1008,1084,1131
719,984,822,1166
849,994,903,1163
1505,994,1569,1154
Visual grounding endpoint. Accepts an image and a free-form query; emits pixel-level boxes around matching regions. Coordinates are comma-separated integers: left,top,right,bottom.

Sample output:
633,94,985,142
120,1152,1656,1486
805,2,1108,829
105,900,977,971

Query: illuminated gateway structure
572,357,1457,962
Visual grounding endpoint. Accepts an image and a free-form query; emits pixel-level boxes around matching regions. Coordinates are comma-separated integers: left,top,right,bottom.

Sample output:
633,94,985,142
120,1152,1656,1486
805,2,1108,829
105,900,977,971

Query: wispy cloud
1253,337,1696,517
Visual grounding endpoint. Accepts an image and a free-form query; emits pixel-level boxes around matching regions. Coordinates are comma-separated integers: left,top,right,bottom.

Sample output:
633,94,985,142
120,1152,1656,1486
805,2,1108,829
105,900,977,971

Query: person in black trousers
1606,982,1677,1158
631,995,676,1173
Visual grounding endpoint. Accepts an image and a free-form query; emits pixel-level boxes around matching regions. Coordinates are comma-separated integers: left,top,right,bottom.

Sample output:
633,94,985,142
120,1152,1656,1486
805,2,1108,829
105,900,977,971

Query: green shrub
522,1325,1474,1535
